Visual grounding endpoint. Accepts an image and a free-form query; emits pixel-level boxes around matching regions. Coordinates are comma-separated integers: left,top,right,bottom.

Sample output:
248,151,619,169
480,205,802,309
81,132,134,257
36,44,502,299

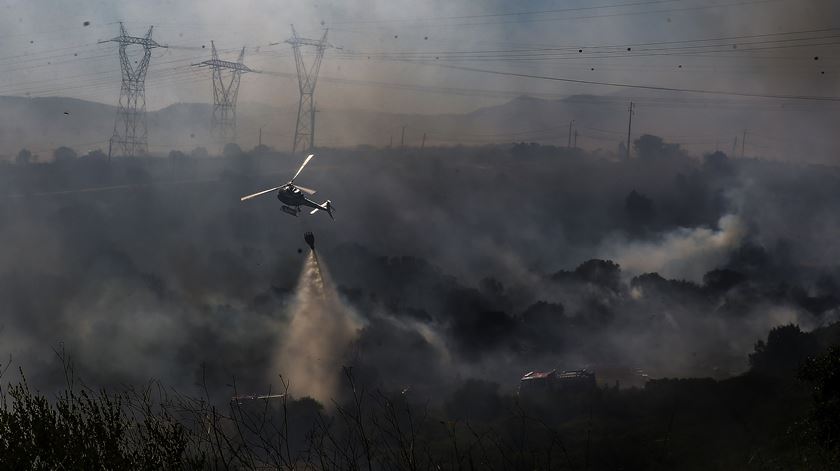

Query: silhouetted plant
798,346,840,465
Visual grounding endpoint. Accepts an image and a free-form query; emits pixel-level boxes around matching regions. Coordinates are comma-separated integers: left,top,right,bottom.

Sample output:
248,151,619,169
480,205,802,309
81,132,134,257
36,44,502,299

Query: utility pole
259,127,262,147
400,125,406,151
626,102,635,160
100,23,165,159
568,119,575,148
741,129,747,158
421,132,427,150
286,25,334,153
732,136,738,156
192,41,253,149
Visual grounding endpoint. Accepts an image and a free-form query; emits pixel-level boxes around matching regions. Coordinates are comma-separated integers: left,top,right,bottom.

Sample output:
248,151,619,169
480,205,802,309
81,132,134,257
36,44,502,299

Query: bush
749,324,819,376
53,146,78,163
798,346,840,464
0,374,203,469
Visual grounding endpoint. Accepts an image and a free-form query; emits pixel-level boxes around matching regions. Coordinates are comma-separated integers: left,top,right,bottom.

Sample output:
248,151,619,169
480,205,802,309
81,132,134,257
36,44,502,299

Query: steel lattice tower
286,25,332,153
101,23,164,158
193,42,253,146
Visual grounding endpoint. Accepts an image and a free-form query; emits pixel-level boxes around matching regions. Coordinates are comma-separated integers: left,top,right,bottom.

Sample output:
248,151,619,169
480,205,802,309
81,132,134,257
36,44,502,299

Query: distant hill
0,93,837,162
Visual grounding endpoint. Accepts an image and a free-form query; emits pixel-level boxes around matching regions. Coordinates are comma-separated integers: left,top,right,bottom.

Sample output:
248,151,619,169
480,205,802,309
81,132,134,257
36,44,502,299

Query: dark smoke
0,142,838,403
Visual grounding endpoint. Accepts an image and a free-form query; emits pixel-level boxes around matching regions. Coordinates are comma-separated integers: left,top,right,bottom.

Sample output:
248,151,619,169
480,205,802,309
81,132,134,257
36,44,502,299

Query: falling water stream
275,250,359,404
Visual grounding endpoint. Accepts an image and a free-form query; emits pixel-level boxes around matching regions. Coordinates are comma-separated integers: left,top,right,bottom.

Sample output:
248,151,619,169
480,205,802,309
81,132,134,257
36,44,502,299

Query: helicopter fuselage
277,185,321,214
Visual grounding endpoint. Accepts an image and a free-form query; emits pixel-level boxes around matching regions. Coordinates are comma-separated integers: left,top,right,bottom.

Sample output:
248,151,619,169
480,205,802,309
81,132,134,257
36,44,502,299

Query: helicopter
240,154,334,219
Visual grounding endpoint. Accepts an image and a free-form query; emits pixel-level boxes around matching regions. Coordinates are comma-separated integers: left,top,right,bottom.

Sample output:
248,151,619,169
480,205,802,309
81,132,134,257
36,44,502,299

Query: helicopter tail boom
310,200,334,219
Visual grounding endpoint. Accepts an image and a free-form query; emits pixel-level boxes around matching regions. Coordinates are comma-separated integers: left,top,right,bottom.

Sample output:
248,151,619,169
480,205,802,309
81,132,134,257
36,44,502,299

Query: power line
1,21,836,115
338,35,840,63
0,42,103,64
329,0,686,25
0,47,229,96
339,27,840,58
330,0,801,31
427,63,840,102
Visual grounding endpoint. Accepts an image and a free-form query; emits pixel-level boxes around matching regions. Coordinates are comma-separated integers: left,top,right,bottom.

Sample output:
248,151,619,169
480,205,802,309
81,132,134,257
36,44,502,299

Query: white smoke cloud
601,214,747,281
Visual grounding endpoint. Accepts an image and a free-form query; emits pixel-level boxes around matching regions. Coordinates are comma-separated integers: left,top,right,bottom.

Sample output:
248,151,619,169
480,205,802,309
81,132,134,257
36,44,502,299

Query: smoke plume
601,214,747,281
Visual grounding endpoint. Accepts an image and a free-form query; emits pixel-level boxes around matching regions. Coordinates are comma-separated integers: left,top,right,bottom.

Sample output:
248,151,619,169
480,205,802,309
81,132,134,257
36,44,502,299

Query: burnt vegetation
2,137,840,468
2,339,840,470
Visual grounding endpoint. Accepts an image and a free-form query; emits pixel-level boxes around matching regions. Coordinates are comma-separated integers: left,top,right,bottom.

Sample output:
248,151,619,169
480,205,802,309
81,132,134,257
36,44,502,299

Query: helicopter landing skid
281,205,299,216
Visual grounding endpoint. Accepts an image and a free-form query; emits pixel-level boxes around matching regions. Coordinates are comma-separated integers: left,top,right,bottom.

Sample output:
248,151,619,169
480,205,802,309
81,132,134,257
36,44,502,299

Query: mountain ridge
0,94,837,162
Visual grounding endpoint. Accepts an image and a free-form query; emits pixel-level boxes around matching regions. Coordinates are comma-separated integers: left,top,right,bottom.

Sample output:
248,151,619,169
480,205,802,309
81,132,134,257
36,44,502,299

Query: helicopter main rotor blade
240,186,281,201
292,184,316,195
290,154,315,182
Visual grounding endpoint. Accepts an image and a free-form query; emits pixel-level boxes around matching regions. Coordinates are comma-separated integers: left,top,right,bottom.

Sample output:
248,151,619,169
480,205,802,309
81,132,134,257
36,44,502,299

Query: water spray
275,235,360,405
304,231,315,251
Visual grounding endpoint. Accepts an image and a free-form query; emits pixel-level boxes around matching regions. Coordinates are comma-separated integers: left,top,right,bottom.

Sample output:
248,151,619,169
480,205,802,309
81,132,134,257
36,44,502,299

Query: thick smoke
1,141,839,404
275,251,360,404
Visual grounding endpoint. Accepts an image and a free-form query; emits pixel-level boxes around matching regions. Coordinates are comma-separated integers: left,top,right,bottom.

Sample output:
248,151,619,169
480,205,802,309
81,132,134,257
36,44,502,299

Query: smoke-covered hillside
2,141,839,403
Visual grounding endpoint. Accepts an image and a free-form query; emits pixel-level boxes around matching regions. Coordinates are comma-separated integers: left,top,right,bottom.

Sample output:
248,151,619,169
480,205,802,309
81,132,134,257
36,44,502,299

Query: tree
15,148,32,165
251,144,272,155
520,301,567,353
168,150,188,160
633,134,684,161
190,147,209,159
703,151,733,175
702,268,746,293
575,259,622,292
625,190,655,230
223,143,243,158
82,149,108,161
53,146,77,163
798,347,840,463
444,379,504,421
749,324,819,376
511,142,540,157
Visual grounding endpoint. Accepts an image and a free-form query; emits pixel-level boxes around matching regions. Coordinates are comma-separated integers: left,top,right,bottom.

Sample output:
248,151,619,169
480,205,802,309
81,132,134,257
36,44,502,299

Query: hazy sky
0,0,837,114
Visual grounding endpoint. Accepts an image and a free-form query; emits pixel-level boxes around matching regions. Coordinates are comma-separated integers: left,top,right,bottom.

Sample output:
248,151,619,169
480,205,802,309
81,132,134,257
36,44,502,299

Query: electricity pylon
193,41,253,147
100,23,164,159
286,25,333,153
